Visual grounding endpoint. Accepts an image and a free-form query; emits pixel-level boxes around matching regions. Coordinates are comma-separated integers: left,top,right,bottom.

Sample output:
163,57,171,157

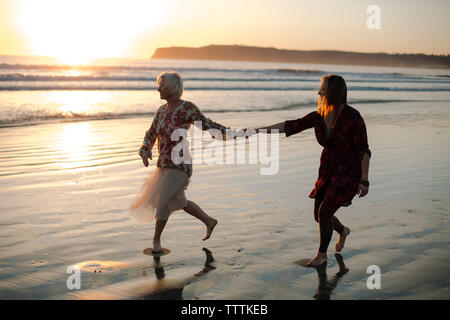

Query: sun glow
18,0,161,64
61,122,91,150
60,122,92,168
49,91,109,116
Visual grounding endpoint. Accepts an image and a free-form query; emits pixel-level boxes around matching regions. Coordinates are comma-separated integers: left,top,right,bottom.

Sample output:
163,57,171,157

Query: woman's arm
255,122,285,133
139,110,160,166
256,111,318,136
185,103,235,140
361,152,370,181
354,113,371,197
358,152,370,197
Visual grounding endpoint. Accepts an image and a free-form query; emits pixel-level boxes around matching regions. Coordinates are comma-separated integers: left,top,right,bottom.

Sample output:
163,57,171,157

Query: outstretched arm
255,111,318,136
255,122,285,133
185,103,235,140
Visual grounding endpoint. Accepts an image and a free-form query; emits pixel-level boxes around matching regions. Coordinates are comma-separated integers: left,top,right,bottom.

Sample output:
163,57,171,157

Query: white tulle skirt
129,168,190,223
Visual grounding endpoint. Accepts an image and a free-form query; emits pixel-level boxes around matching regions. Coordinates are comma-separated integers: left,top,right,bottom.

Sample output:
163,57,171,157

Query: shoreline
151,56,450,70
0,101,449,299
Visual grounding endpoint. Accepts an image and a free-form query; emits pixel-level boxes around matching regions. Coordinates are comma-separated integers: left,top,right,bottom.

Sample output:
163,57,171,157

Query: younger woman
255,74,371,267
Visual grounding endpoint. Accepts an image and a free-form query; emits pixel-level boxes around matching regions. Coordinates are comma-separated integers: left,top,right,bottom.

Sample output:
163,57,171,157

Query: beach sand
0,101,449,299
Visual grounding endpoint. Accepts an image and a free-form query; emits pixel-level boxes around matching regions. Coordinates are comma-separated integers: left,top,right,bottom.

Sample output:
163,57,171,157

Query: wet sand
0,101,449,299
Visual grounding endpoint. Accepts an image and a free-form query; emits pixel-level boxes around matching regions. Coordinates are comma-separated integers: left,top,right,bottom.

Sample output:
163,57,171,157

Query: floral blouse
139,101,232,177
284,105,371,207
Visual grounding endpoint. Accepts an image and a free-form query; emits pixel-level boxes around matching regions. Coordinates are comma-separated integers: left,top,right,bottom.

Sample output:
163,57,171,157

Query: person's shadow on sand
312,253,349,300
143,247,216,299
295,253,349,300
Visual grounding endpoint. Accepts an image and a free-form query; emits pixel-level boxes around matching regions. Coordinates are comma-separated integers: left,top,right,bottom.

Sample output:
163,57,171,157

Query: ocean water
1,56,449,126
0,56,449,300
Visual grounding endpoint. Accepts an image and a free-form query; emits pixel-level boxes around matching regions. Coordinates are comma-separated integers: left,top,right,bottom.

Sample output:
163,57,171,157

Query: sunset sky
1,0,449,63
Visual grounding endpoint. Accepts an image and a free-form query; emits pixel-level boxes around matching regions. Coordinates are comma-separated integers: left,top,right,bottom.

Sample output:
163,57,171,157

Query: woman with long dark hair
255,74,371,267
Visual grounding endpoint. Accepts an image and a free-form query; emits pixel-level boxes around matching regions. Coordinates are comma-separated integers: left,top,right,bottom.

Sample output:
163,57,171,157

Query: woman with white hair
130,71,235,254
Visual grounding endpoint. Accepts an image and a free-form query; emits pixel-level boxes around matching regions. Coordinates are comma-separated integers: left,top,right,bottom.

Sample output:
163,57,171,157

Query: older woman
130,71,235,254
255,74,371,267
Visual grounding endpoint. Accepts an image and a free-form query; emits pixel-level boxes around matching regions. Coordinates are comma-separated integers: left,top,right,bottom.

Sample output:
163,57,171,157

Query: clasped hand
234,128,257,139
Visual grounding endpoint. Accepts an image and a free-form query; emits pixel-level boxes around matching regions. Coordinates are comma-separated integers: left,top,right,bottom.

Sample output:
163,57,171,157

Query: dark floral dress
139,101,231,178
284,105,371,207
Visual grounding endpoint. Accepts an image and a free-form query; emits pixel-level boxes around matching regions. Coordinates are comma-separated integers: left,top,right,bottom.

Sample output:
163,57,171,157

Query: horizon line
1,43,449,61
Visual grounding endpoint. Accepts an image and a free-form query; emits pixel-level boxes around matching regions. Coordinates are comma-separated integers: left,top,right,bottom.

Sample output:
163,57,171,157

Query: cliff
151,45,450,69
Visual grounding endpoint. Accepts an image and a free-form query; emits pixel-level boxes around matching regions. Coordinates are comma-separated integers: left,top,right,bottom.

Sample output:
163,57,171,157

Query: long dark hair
318,74,347,127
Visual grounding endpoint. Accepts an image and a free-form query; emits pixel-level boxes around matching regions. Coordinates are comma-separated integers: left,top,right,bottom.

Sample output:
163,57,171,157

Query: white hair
157,71,183,99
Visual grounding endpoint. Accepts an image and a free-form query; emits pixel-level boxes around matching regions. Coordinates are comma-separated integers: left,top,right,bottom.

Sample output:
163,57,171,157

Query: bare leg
308,200,340,267
314,194,344,234
335,227,350,252
315,194,349,253
153,218,168,252
183,200,218,241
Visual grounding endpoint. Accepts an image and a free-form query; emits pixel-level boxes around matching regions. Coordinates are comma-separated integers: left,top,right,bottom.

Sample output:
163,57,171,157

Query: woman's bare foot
203,219,218,241
306,252,328,267
335,227,350,252
152,240,162,253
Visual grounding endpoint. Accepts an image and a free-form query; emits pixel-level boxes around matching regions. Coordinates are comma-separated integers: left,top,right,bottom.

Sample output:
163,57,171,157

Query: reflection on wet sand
63,247,216,300
145,247,216,300
312,253,349,300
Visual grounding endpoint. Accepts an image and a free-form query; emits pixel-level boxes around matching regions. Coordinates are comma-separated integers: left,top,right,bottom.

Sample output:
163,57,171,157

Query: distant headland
152,45,450,69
